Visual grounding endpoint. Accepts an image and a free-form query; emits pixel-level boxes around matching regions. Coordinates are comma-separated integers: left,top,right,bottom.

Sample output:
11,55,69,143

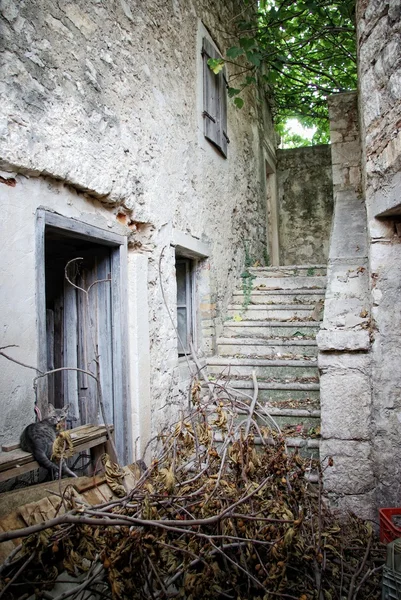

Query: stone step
232,289,326,304
214,430,320,459
227,304,317,320
207,357,318,379
251,276,327,290
232,406,321,435
248,265,327,277
216,337,318,358
206,378,320,402
223,320,321,338
259,407,321,431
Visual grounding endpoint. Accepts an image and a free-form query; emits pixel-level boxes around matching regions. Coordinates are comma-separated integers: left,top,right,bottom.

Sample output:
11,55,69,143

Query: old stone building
0,0,400,522
0,1,275,463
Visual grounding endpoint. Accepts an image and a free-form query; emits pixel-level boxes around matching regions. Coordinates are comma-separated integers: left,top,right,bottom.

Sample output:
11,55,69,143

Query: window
202,37,229,157
176,258,195,355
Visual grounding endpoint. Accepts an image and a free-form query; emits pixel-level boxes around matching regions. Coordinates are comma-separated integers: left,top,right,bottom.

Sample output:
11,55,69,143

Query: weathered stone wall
317,92,374,519
0,176,138,451
277,146,333,265
0,1,274,452
358,0,401,509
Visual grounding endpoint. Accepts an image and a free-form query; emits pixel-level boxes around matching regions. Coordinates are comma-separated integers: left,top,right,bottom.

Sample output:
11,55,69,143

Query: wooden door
38,210,130,464
46,248,114,429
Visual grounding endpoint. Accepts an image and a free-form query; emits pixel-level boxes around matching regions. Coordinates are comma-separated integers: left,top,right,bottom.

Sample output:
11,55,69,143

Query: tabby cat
20,404,77,479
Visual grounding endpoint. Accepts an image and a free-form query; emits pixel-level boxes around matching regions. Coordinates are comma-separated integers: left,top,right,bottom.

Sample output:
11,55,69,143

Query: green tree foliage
225,0,357,141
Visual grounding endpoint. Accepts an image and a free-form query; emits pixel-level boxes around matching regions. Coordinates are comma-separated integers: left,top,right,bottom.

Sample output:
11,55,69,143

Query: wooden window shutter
202,37,228,158
220,71,228,157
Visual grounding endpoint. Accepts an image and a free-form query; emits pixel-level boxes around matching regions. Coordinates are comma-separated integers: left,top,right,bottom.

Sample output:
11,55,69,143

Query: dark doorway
37,210,130,463
45,231,114,428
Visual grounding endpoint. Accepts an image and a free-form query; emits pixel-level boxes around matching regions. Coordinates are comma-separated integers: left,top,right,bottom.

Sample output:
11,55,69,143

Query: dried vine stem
0,552,35,599
0,345,42,374
244,368,258,437
64,257,118,463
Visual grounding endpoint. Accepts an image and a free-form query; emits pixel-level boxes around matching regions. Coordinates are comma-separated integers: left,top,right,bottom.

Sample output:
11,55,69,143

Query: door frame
36,208,131,463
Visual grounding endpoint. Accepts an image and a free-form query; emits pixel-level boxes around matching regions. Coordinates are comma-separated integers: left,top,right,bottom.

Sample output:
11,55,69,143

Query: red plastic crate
380,508,401,543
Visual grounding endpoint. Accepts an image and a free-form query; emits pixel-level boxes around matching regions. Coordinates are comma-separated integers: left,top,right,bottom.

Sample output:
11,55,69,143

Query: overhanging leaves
229,0,357,139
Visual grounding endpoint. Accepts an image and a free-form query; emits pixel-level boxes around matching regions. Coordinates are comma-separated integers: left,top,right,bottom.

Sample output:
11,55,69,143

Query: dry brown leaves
0,391,385,600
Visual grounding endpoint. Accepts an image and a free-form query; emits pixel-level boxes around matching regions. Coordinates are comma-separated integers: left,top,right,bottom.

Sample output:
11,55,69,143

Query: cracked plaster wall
0,0,274,447
277,146,333,265
358,0,401,509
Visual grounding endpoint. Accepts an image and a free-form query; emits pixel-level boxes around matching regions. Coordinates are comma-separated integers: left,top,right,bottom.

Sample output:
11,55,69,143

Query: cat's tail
33,450,77,478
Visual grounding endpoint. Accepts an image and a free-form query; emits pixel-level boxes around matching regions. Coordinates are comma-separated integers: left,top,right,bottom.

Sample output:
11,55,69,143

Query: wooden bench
0,424,115,482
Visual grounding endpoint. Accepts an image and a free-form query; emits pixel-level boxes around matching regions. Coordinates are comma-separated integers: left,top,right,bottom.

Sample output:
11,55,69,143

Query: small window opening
176,258,196,356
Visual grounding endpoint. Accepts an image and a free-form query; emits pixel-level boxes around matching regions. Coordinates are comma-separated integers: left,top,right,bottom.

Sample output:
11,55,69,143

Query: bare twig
50,561,104,600
0,544,23,574
347,530,372,600
0,347,43,374
244,369,258,437
0,552,35,599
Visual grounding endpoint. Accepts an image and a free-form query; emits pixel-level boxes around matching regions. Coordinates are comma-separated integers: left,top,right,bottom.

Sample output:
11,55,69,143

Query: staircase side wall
358,0,401,509
317,92,375,520
276,145,333,265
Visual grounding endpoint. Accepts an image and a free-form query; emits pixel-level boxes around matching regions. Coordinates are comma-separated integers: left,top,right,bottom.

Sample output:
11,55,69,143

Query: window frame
176,256,197,357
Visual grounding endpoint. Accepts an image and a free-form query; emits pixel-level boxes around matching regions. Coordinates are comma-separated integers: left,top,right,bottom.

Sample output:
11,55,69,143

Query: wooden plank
111,248,126,464
0,523,21,564
202,38,220,149
63,277,80,423
46,309,55,407
54,297,64,407
68,436,108,454
97,252,114,426
2,443,20,452
0,425,114,470
84,261,99,425
219,70,228,157
118,240,132,464
77,265,89,427
0,448,37,467
0,462,41,483
44,211,125,246
35,209,48,415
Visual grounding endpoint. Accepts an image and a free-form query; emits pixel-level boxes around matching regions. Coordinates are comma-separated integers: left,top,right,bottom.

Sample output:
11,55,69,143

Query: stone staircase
207,265,326,459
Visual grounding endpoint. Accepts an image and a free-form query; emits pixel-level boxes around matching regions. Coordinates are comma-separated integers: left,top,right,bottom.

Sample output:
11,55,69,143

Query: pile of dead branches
0,390,384,600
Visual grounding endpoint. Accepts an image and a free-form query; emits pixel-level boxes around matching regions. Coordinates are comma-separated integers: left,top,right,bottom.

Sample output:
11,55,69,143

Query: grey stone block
320,369,371,440
316,330,370,351
320,440,374,494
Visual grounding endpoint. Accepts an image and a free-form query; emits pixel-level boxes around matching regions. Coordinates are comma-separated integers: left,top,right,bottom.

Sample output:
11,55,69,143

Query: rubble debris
0,391,384,599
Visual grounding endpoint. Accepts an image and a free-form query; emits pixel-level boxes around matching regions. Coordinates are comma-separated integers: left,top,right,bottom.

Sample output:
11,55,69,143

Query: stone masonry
317,92,374,520
358,0,401,509
277,146,333,265
0,1,274,457
317,0,401,518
